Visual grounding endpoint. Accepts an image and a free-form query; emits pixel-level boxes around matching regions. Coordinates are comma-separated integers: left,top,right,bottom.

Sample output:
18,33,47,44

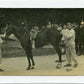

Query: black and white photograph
0,8,83,75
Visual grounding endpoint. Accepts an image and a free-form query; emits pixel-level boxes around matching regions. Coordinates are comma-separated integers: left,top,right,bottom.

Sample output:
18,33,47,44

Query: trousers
66,41,78,64
0,46,2,65
0,38,3,66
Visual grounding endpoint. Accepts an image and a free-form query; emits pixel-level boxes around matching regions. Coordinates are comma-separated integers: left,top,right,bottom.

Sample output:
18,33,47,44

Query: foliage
0,8,84,30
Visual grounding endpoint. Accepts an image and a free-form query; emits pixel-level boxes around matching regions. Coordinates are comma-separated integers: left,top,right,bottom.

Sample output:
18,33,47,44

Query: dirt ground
0,36,84,76
0,54,84,76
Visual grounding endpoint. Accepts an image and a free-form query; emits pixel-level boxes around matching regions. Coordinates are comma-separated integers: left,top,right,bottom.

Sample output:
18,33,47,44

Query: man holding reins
61,23,78,68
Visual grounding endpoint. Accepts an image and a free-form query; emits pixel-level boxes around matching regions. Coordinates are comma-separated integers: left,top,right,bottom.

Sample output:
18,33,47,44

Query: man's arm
63,30,75,40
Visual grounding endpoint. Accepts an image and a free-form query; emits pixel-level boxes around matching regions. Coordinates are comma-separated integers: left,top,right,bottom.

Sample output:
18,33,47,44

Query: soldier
61,23,78,68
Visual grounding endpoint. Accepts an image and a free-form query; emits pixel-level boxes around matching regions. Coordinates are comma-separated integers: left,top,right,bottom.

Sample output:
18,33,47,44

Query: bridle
21,29,28,40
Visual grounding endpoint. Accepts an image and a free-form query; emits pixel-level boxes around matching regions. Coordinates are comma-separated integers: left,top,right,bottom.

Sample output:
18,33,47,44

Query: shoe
64,64,71,67
0,69,4,72
56,63,62,69
73,64,78,68
66,68,73,71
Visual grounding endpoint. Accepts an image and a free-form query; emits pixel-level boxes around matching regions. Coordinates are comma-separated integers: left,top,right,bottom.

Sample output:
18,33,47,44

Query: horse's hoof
56,63,62,69
56,66,61,69
55,60,66,63
26,67,30,70
77,53,81,56
55,60,61,62
73,64,78,68
31,67,35,69
66,68,73,72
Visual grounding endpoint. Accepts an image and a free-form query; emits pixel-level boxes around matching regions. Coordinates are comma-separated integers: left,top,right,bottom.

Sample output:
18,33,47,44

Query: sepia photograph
0,8,83,76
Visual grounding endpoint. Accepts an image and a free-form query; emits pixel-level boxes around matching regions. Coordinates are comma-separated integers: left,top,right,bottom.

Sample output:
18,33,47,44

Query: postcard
0,0,84,83
0,8,83,76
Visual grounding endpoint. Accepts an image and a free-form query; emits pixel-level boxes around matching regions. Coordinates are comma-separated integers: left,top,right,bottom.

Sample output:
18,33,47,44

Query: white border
0,76,84,83
0,0,84,8
0,0,84,83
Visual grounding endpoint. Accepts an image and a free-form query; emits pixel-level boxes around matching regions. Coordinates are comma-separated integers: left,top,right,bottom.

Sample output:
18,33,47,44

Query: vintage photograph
0,8,83,75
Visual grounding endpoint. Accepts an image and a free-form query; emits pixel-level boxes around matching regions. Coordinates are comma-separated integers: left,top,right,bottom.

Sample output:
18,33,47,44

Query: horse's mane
9,23,26,33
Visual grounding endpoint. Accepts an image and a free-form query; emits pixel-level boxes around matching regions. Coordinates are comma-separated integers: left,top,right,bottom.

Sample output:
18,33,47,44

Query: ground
0,54,84,76
0,36,84,76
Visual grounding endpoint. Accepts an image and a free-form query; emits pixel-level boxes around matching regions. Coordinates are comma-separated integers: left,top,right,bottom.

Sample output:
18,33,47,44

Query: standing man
61,23,78,68
60,24,68,54
30,25,40,49
0,35,4,71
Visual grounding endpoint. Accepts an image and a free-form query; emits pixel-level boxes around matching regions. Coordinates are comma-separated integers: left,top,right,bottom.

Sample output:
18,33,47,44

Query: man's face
67,23,72,30
34,26,39,29
53,24,58,28
42,26,45,28
63,25,66,29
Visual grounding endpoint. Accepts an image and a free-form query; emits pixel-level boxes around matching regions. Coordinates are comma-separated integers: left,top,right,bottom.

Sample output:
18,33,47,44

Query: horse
5,24,62,70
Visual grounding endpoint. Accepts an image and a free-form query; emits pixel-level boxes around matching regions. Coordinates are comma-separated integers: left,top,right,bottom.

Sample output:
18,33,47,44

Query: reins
21,30,29,40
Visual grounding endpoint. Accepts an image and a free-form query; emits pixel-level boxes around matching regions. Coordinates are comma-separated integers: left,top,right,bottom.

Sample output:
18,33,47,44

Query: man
53,24,59,29
30,25,40,48
57,25,62,31
79,21,84,55
46,22,52,28
0,35,4,71
61,23,78,68
61,24,68,41
60,24,68,54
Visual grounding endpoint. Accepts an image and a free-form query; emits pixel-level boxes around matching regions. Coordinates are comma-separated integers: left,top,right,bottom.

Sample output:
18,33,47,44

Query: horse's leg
78,41,82,56
30,50,35,69
54,45,62,69
83,41,84,49
83,41,84,54
22,44,31,70
75,39,78,55
55,46,62,62
25,50,31,70
30,57,35,69
26,48,35,70
26,56,31,70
